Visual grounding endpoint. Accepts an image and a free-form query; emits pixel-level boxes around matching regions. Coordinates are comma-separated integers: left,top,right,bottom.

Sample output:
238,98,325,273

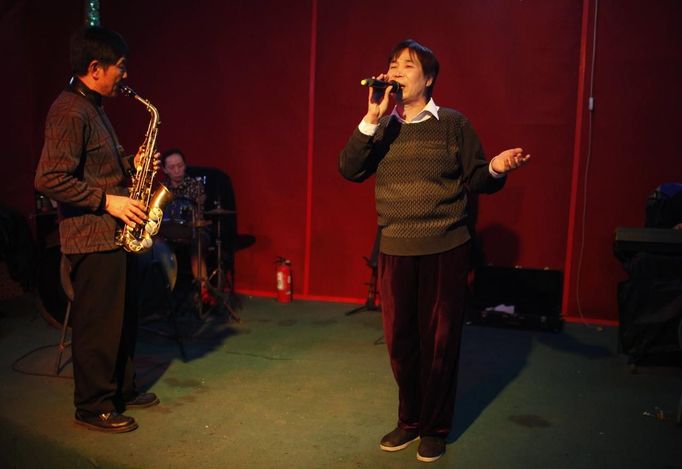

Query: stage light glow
85,0,100,26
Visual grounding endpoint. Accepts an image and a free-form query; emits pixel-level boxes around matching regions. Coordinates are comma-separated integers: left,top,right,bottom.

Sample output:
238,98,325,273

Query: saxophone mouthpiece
119,84,136,97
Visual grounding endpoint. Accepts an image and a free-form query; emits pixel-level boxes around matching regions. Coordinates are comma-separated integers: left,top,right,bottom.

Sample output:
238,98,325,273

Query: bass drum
36,242,179,328
36,245,69,329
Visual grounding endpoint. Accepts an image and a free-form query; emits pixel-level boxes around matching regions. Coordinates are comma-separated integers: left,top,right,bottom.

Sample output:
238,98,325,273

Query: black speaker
470,266,563,332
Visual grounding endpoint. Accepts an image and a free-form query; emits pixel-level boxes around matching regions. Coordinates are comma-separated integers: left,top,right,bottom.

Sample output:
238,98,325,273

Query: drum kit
158,196,210,243
153,195,240,322
36,195,240,340
136,196,240,359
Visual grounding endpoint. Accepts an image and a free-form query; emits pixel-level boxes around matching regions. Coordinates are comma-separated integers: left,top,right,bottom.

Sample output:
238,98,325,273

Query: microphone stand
345,226,382,316
345,256,380,316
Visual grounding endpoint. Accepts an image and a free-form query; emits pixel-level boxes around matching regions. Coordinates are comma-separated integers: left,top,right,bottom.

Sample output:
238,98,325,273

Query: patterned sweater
339,108,505,256
35,78,134,254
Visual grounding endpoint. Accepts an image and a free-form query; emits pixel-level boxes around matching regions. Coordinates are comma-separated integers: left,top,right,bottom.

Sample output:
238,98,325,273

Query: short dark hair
70,26,129,76
161,148,186,167
388,39,439,99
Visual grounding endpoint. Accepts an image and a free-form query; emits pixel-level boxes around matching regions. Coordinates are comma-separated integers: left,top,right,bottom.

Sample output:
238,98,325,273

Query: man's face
97,57,128,97
386,49,432,105
163,153,186,185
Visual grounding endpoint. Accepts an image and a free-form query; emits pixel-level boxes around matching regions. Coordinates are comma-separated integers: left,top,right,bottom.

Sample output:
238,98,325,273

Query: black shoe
74,410,138,433
417,436,445,463
379,427,419,452
125,392,160,409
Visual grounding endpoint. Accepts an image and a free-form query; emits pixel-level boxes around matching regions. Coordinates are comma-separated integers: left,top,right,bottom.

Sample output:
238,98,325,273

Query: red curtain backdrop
3,0,681,322
563,0,682,321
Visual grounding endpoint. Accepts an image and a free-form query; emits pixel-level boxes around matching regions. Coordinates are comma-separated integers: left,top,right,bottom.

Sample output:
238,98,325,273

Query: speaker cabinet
470,266,563,332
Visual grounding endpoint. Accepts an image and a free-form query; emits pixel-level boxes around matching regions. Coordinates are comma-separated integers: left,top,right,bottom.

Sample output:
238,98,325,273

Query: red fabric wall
1,1,81,216
563,0,682,320
100,1,313,296
3,0,681,321
312,0,581,300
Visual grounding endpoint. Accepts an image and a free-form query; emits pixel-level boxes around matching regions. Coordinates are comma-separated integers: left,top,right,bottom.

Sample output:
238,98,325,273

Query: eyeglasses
114,58,128,74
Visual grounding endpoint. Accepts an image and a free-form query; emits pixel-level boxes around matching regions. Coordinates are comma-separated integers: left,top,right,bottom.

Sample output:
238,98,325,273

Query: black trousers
67,249,139,413
379,243,470,438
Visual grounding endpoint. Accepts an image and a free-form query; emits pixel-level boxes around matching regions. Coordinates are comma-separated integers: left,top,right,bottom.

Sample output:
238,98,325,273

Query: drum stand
140,203,203,362
205,201,241,323
192,207,206,321
169,203,208,322
138,240,189,361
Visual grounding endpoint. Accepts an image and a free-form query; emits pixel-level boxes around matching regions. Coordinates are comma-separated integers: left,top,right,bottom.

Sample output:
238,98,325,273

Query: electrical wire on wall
575,0,600,328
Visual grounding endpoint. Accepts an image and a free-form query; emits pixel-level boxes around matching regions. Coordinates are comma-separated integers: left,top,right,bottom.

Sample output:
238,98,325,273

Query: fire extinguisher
275,257,292,303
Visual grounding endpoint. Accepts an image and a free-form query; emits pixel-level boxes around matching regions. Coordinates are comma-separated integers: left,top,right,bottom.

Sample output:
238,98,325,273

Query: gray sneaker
416,436,445,462
379,427,419,452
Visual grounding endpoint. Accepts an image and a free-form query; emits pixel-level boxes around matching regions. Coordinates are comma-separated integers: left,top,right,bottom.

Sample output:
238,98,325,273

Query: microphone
360,78,400,93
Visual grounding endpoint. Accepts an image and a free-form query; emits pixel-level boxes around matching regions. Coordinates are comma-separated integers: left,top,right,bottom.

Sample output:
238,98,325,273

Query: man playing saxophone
35,25,160,433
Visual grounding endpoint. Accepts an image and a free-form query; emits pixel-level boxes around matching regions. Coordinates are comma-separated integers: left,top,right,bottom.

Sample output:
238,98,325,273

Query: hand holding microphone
360,77,400,93
362,73,395,125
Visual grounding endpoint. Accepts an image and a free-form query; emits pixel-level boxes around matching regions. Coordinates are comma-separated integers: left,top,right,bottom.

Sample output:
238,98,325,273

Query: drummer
160,148,213,304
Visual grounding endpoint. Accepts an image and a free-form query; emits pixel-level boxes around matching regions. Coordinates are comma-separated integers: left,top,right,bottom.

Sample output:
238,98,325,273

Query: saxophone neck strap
67,76,103,107
68,76,127,170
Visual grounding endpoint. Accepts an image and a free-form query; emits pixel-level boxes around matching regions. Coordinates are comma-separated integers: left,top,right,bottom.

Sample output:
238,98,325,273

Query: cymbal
194,219,213,228
205,208,236,216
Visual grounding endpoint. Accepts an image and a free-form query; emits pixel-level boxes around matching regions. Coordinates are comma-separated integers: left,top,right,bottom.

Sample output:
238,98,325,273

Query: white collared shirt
357,98,504,178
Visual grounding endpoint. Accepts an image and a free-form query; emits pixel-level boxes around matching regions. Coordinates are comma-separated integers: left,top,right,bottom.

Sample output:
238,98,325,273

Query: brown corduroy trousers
378,242,470,437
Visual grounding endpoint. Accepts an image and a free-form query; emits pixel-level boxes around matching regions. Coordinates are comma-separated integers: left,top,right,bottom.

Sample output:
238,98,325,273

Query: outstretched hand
490,148,531,174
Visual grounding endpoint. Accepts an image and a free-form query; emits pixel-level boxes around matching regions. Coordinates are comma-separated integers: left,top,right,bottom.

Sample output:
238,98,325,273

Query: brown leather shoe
125,392,160,409
379,427,419,452
74,410,138,433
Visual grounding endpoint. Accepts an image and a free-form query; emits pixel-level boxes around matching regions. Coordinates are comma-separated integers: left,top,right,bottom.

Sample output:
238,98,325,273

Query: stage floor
0,293,680,468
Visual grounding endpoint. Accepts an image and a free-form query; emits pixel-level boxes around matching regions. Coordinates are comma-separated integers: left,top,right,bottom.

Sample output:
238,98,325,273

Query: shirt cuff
98,191,107,211
358,119,378,136
488,158,506,179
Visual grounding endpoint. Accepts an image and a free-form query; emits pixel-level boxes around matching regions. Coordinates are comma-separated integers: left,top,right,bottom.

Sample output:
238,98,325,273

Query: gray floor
0,293,680,468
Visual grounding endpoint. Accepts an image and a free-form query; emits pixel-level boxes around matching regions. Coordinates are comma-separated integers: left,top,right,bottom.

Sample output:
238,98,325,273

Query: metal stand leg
345,226,382,316
167,294,188,361
54,255,74,375
206,204,241,323
206,269,240,323
140,280,189,361
54,302,71,375
345,256,380,316
138,248,189,361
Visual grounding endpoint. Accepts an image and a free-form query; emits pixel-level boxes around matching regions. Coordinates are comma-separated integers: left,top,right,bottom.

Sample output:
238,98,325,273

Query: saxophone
115,85,172,253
